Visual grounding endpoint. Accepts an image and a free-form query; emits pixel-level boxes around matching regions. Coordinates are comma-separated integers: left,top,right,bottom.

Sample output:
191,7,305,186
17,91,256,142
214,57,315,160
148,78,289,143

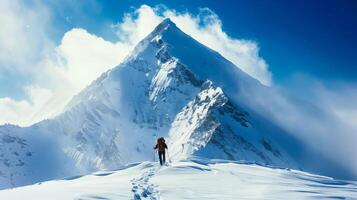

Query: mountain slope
0,18,352,189
0,159,356,200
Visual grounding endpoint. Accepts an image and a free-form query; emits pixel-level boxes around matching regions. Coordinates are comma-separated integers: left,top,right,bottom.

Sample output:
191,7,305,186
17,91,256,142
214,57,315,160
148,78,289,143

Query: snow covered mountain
0,18,352,189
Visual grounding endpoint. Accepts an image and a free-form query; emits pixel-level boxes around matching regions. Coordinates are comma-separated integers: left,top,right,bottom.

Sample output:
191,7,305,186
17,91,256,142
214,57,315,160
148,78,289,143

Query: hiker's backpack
157,137,166,152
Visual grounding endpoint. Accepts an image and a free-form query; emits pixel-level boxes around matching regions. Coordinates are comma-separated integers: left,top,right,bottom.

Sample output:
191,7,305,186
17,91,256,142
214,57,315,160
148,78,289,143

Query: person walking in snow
154,137,168,166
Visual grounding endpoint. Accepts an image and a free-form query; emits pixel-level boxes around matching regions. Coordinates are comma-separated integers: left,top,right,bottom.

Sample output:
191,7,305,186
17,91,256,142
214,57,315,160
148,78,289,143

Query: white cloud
49,28,127,91
37,28,132,120
0,0,54,126
0,1,130,126
0,86,53,126
113,5,163,47
0,0,52,73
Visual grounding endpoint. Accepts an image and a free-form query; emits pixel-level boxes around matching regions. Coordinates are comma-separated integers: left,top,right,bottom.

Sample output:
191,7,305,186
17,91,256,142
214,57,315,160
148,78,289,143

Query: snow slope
0,158,356,200
0,18,354,189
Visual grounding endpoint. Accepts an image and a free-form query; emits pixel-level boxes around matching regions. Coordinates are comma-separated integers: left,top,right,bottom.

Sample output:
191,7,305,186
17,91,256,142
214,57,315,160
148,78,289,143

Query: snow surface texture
0,159,356,200
0,18,354,189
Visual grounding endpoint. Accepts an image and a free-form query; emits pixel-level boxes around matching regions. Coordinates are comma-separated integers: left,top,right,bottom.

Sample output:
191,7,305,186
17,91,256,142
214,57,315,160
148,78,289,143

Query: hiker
154,137,168,166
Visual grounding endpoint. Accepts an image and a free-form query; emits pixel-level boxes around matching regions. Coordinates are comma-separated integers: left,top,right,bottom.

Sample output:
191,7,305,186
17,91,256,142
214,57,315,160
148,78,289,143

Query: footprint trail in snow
131,164,160,200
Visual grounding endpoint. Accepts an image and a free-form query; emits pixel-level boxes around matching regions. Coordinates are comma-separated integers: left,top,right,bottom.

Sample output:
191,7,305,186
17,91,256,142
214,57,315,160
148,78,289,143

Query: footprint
141,189,152,198
134,193,141,200
130,164,160,200
132,185,138,192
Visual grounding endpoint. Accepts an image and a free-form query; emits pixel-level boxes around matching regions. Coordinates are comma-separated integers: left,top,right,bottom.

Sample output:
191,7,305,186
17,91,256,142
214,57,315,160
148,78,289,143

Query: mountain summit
0,18,350,189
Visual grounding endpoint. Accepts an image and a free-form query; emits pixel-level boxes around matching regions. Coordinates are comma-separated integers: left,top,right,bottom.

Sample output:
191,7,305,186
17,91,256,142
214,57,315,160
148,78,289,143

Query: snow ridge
0,159,356,200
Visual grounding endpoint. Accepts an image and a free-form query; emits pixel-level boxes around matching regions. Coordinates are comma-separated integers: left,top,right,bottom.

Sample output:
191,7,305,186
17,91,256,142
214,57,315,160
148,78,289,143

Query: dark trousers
158,151,166,165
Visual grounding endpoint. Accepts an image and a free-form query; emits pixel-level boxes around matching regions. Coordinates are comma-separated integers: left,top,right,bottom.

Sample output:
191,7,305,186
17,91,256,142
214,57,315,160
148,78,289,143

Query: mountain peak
161,18,175,26
150,18,177,36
